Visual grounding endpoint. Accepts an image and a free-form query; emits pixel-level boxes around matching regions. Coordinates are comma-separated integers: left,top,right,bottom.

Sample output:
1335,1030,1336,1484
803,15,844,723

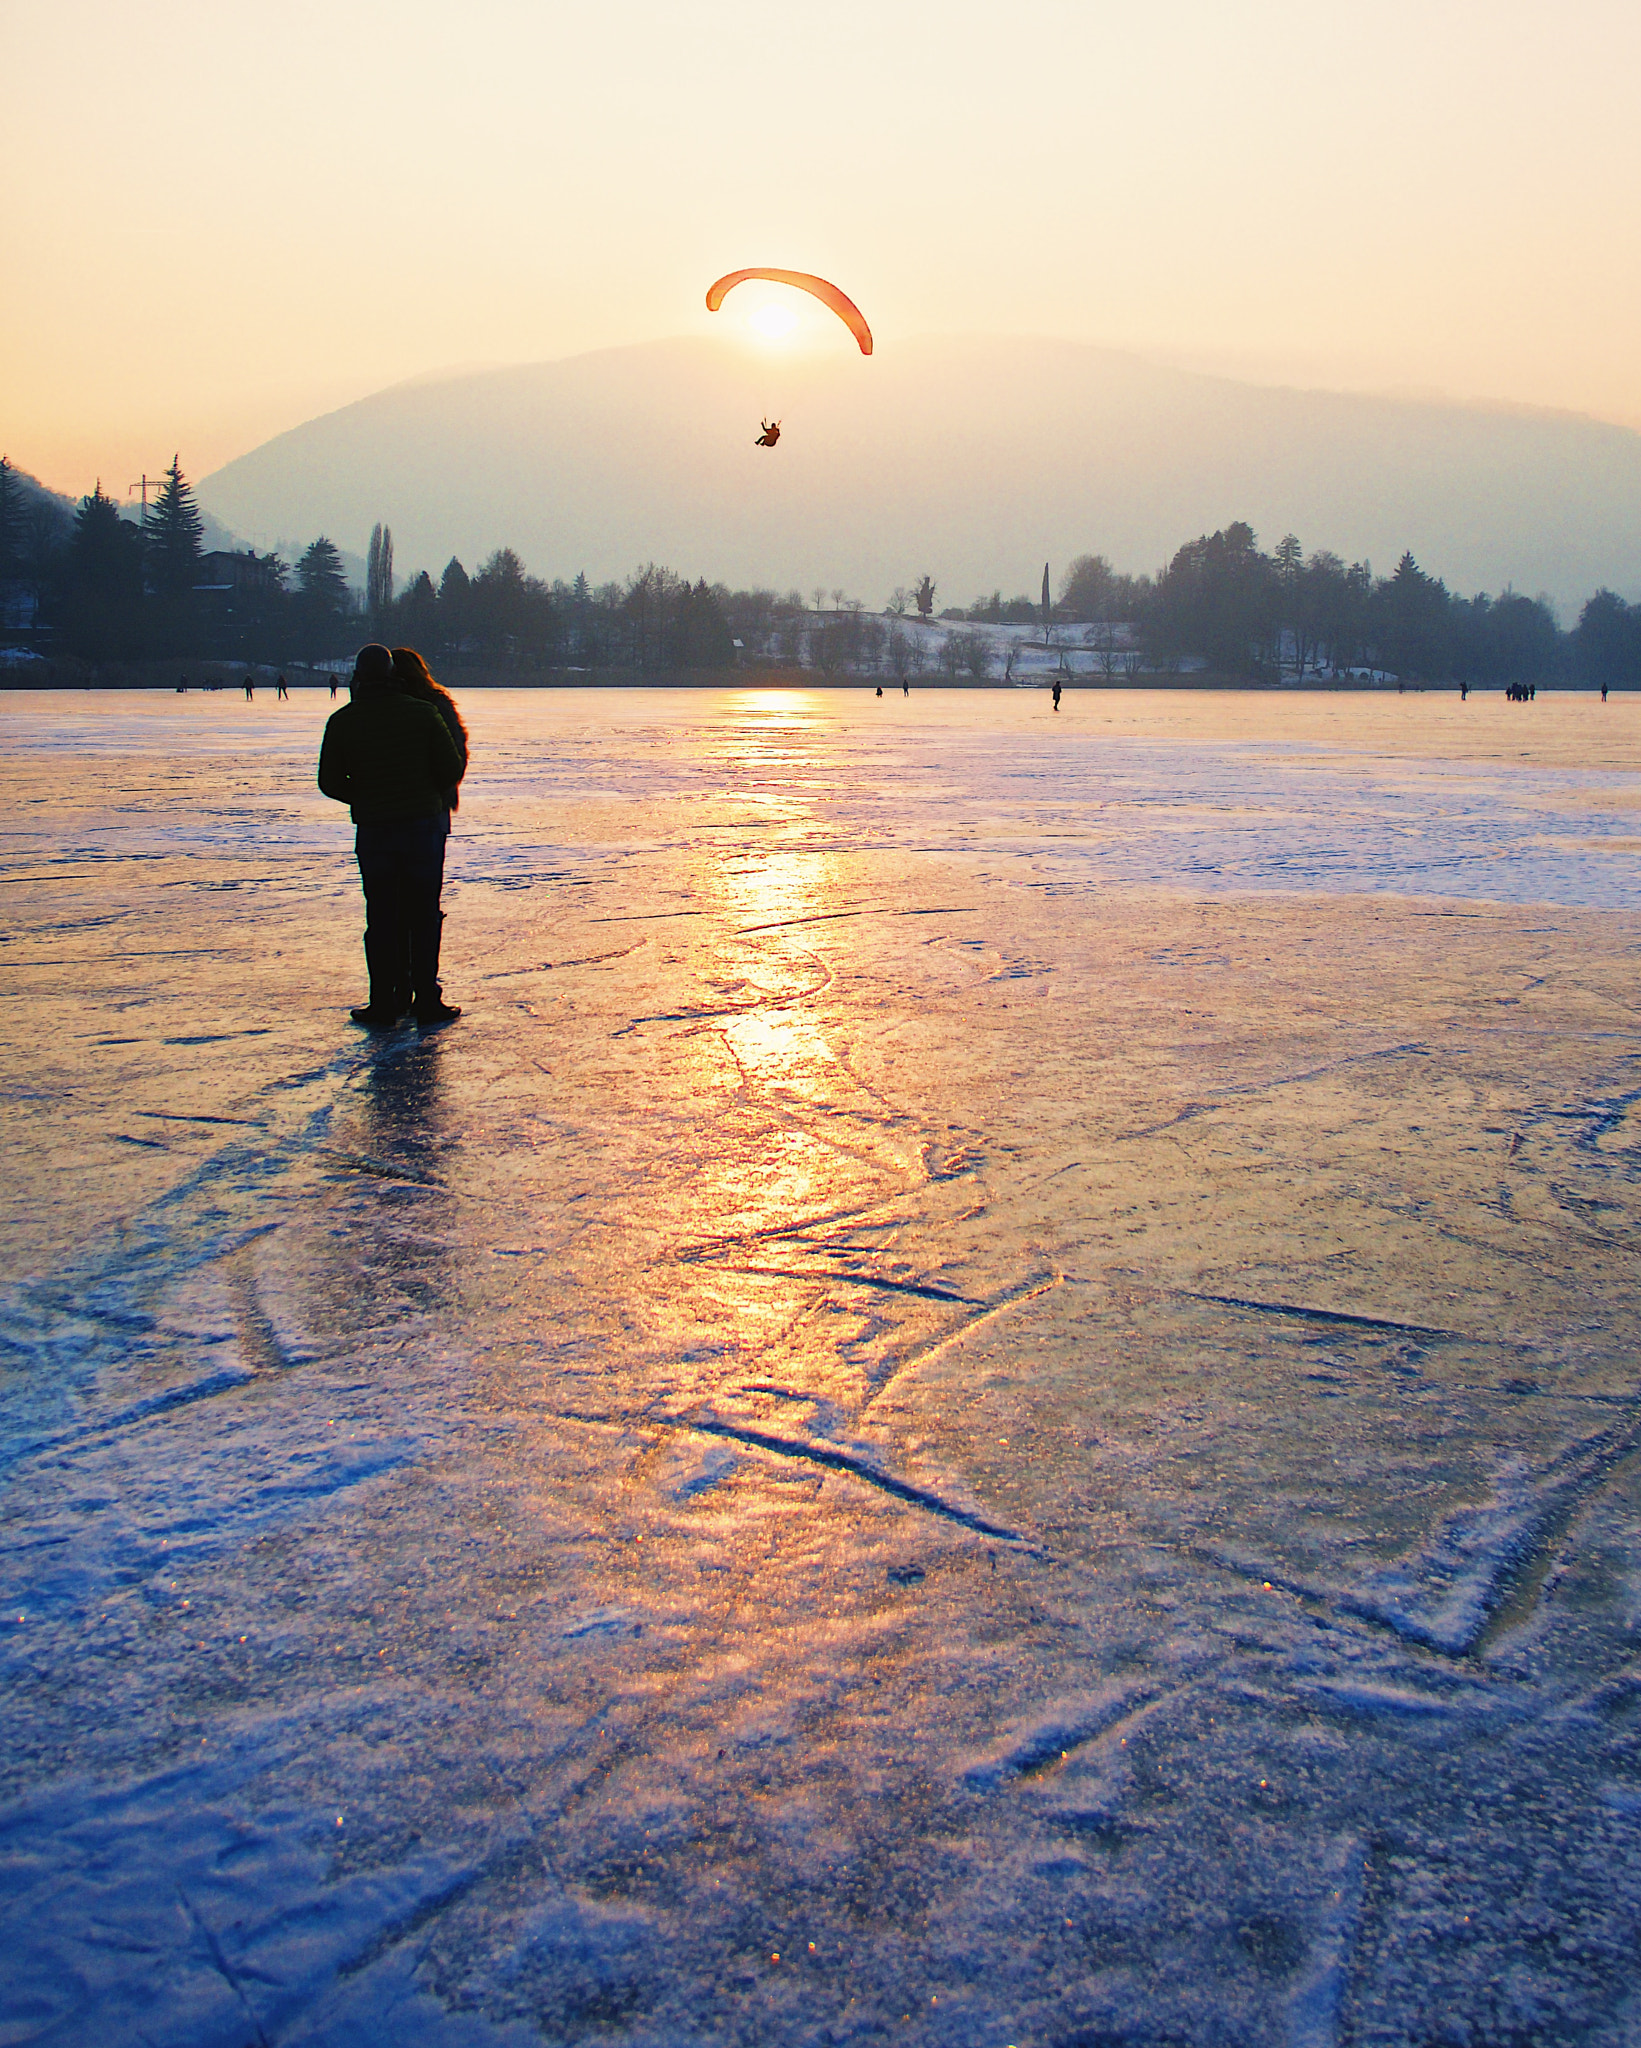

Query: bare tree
1089,621,1128,681
959,629,994,680
811,615,843,675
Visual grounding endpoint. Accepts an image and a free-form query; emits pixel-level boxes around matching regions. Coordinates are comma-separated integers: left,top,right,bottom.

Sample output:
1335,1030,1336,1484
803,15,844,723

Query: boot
411,906,457,1026
361,923,408,1024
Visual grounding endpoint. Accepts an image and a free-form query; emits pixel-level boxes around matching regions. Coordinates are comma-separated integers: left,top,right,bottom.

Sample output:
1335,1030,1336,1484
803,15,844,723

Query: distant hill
198,336,1641,613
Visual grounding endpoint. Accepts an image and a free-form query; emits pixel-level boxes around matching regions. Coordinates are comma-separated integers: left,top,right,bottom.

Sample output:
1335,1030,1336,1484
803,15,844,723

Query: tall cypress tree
365,522,394,621
145,455,205,595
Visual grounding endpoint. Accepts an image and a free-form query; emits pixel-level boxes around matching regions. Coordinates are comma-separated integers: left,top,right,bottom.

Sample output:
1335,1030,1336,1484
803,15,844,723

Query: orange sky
5,0,1639,501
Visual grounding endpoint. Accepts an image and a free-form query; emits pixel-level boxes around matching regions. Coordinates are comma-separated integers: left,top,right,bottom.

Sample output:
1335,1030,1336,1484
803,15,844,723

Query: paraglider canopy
706,269,873,356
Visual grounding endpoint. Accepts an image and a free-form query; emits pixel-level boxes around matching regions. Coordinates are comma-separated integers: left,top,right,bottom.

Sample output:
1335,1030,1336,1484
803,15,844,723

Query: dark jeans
355,813,448,1011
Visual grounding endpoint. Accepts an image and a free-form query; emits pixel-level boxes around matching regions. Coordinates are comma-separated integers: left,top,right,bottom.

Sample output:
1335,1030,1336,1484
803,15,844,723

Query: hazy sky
5,0,1639,499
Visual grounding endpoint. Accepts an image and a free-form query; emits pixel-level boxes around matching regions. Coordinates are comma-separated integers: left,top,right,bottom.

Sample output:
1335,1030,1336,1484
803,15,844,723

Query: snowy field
5,685,1641,2046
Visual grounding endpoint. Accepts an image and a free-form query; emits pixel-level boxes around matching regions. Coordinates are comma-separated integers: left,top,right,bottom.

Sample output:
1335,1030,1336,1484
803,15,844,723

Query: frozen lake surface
5,686,1641,2045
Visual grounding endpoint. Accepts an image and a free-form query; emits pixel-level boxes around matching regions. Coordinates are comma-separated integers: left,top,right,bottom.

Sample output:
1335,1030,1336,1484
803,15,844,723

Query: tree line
3,455,1638,686
954,526,1640,688
0,458,749,672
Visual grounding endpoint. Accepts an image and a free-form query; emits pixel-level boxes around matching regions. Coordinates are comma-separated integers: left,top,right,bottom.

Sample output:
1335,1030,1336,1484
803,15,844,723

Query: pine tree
145,455,205,595
296,537,350,612
1377,552,1452,681
0,456,20,580
401,569,437,636
58,484,146,657
437,558,470,653
1273,536,1304,677
69,485,145,598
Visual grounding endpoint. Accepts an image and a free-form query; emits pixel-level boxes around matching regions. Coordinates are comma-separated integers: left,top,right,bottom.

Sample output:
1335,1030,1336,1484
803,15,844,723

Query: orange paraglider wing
705,269,873,356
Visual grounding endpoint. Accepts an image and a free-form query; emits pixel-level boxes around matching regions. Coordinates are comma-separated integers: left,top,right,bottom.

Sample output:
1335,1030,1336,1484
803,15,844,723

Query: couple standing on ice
317,643,468,1029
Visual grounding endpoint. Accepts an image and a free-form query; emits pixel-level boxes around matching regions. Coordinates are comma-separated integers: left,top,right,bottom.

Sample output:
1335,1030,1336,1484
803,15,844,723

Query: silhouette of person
1460,680,1468,702
1052,679,1062,711
391,648,468,803
1602,682,1609,702
329,676,339,699
276,675,289,701
318,644,465,1029
382,647,470,1019
244,677,254,702
876,684,883,697
902,680,909,697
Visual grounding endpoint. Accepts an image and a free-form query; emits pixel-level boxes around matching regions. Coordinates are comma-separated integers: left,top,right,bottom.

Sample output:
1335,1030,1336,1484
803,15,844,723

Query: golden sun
748,304,799,342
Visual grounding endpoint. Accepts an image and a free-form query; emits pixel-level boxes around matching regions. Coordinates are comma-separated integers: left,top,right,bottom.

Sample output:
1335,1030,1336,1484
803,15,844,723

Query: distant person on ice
317,644,464,1029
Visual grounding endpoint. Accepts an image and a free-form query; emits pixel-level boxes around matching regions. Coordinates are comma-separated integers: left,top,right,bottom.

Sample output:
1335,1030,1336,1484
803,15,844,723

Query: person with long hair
390,647,468,810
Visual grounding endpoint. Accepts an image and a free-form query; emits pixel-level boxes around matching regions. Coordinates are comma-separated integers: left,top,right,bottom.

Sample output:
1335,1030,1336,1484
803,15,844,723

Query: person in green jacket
318,643,465,1028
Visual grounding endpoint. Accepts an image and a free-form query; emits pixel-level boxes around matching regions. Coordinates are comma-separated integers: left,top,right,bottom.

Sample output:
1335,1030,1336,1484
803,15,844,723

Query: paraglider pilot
755,418,781,448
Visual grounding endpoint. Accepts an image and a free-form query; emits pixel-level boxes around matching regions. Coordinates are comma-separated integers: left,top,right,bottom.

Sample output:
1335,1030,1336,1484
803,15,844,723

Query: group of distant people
175,673,342,698
1505,681,1538,702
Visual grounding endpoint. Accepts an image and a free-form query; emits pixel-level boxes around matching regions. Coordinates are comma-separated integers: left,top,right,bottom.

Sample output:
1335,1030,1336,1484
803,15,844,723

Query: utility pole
127,476,163,530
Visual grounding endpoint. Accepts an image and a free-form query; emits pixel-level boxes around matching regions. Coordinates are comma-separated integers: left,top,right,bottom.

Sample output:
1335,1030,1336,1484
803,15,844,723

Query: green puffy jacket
317,688,465,824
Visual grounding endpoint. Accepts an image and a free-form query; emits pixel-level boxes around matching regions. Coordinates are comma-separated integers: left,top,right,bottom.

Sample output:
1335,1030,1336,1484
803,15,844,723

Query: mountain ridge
198,335,1641,610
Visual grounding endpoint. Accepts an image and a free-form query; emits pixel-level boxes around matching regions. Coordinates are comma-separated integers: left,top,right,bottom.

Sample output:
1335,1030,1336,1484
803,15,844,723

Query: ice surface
4,686,1641,2044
